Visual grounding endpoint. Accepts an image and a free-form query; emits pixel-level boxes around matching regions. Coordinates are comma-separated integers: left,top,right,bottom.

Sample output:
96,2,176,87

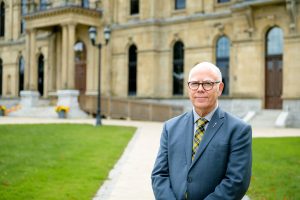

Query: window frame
175,0,186,10
0,2,5,37
216,36,230,96
130,0,139,15
172,41,184,96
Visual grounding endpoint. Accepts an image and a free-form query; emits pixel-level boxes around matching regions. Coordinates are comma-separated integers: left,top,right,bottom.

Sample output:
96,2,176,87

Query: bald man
151,62,252,200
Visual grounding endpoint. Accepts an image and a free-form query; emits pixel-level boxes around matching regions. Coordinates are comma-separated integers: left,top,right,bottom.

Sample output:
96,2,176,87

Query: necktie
192,118,208,160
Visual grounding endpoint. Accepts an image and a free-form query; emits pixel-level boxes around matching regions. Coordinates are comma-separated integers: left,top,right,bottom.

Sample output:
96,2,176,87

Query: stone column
56,31,62,89
61,24,68,89
24,29,31,90
67,23,76,89
21,28,40,107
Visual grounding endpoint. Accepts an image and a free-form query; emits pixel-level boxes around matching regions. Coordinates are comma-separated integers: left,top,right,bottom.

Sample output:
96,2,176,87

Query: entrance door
74,42,87,105
265,55,282,109
265,27,283,109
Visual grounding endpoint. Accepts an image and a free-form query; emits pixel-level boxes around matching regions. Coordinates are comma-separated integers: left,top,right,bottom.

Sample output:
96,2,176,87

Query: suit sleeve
205,123,252,200
151,123,177,200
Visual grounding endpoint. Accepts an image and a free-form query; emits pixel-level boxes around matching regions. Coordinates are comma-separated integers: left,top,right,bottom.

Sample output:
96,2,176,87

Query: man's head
188,62,224,117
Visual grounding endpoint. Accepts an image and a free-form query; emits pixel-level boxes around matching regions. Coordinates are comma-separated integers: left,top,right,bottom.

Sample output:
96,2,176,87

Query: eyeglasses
187,81,220,91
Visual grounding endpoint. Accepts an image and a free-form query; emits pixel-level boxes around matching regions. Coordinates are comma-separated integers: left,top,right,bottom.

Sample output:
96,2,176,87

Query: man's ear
218,82,224,96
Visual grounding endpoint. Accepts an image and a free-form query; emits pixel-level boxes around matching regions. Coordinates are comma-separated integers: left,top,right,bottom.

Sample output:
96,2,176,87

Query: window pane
216,36,230,58
175,0,186,10
40,0,47,10
21,0,27,33
128,45,137,96
173,42,184,95
82,0,89,8
267,27,283,55
216,36,230,95
19,57,25,93
0,2,5,36
130,0,139,15
218,0,230,3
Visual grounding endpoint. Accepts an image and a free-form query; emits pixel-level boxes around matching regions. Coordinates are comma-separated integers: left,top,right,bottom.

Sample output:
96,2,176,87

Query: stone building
0,0,299,125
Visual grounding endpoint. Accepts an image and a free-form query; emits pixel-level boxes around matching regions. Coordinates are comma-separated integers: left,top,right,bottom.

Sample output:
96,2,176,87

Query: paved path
0,117,300,200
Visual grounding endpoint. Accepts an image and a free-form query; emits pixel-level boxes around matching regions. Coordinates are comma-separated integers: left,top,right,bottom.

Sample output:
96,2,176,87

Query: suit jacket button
187,177,192,183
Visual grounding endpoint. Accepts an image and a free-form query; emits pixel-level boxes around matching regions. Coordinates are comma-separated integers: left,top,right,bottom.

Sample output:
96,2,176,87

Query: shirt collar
193,105,218,124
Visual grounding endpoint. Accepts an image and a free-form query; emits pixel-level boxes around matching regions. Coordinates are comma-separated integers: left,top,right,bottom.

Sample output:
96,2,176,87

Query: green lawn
248,137,300,200
0,124,135,200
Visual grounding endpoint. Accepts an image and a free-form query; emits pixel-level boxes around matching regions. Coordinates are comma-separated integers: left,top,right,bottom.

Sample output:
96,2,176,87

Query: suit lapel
184,111,194,167
189,108,225,169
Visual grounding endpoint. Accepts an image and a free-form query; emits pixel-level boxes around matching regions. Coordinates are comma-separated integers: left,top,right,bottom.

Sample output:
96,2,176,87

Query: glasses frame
187,81,220,91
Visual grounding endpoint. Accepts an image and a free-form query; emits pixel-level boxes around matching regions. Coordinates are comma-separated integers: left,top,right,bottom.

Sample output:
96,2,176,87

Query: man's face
188,67,224,116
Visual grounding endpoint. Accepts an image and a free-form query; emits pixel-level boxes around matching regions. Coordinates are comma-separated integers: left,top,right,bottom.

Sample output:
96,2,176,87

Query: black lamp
88,26,111,126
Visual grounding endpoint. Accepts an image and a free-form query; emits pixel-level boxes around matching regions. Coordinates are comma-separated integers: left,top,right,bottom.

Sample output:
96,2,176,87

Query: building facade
0,0,299,123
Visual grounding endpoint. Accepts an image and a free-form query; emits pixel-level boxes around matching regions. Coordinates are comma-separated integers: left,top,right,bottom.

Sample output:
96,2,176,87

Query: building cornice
112,10,231,30
23,6,102,20
231,0,285,11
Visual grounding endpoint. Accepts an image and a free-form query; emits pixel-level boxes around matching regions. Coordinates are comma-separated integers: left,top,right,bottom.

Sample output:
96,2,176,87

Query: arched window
21,0,27,34
0,58,2,96
175,0,186,10
19,56,25,95
173,41,184,95
38,54,44,96
265,27,283,109
267,27,283,56
130,0,139,15
128,45,137,96
82,0,89,8
40,0,48,11
0,2,5,37
216,36,230,95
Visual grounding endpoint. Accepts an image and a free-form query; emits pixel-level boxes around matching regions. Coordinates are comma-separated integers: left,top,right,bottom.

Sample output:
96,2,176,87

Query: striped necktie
192,118,208,160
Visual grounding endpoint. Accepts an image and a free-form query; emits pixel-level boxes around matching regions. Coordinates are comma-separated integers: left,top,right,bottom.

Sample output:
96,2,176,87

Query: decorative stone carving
286,0,297,32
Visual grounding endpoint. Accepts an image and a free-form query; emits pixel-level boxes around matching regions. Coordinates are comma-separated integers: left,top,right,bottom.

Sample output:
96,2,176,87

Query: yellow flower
0,105,6,111
55,105,70,113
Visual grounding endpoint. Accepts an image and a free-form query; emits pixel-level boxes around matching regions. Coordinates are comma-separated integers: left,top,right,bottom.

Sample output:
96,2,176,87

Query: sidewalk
1,117,300,200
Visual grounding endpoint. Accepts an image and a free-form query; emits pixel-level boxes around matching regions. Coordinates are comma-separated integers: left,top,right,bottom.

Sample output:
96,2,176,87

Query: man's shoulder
165,111,191,125
220,108,250,127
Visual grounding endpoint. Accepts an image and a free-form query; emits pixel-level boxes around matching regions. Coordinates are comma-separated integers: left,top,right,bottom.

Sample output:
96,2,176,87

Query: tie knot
197,118,208,127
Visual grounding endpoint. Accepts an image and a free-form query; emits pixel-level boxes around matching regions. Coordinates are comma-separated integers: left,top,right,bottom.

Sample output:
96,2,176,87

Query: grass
0,124,136,200
248,137,300,200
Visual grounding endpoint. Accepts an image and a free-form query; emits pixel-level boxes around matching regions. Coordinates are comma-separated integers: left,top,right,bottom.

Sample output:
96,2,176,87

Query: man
151,62,252,200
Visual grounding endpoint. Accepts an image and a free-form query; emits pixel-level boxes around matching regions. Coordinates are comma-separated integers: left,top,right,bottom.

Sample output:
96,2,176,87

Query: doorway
265,27,283,109
38,54,44,96
74,41,87,106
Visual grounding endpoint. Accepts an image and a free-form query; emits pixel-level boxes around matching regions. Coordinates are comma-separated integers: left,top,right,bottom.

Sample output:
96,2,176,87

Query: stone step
248,109,282,128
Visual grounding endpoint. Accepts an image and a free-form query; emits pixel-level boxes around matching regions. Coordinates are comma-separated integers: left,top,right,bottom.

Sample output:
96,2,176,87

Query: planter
58,111,67,119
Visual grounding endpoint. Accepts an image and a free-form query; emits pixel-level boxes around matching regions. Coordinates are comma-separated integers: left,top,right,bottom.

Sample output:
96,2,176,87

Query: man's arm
205,124,252,200
151,124,177,200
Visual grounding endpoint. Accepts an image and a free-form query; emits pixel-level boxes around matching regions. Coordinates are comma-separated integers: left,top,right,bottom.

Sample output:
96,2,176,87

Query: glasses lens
202,82,213,90
189,82,199,90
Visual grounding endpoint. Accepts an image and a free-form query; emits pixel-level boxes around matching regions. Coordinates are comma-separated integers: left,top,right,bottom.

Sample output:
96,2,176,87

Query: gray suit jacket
151,107,252,200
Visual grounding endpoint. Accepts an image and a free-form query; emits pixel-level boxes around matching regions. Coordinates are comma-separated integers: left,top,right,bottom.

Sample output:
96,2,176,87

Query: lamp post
89,26,111,126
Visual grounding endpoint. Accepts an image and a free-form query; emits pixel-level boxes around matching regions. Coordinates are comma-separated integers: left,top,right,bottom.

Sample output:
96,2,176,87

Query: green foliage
0,124,135,200
248,137,300,200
